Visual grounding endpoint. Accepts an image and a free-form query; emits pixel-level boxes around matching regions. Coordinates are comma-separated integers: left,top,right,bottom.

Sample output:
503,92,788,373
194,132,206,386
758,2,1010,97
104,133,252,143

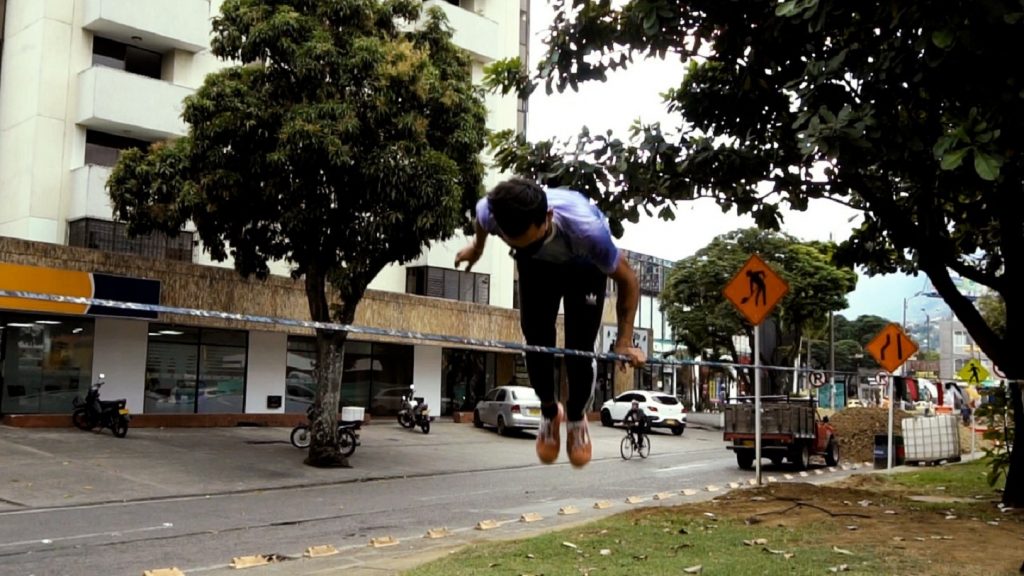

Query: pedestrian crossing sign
722,253,789,326
958,359,989,384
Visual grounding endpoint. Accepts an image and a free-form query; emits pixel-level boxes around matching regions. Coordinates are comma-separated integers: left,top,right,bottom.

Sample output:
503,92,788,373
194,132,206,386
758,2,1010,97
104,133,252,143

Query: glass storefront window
341,341,373,410
442,349,494,416
285,338,316,414
0,313,95,414
144,325,247,414
368,343,413,416
286,337,413,414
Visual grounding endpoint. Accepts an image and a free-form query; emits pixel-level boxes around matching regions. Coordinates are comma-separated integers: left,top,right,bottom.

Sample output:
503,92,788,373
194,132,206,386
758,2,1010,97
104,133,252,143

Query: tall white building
0,0,555,423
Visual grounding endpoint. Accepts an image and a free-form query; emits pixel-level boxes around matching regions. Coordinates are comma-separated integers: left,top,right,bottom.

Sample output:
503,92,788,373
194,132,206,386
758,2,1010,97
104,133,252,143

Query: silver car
473,386,542,435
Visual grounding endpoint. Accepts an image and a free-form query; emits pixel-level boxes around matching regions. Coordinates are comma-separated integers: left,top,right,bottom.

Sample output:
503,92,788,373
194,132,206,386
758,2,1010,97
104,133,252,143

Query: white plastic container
341,406,365,422
904,414,960,462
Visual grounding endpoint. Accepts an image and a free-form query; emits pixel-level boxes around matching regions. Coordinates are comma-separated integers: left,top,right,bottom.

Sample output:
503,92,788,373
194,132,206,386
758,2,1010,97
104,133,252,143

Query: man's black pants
516,256,607,422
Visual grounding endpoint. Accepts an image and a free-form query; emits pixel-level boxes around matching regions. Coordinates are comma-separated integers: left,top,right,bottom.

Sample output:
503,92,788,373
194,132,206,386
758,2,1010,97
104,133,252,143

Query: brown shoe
567,419,592,468
536,403,564,464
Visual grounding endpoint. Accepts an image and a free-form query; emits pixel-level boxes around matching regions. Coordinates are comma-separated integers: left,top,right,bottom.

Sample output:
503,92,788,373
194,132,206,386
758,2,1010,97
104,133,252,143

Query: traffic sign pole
722,254,789,489
887,370,894,472
755,325,762,486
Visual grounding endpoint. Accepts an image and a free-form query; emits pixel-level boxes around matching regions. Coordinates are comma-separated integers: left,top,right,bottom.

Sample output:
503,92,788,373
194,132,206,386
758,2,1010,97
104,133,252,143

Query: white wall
92,316,148,414
413,345,442,417
244,331,287,414
0,0,75,242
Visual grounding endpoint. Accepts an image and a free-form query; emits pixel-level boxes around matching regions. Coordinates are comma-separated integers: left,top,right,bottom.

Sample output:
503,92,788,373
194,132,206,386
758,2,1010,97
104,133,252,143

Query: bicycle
620,426,650,460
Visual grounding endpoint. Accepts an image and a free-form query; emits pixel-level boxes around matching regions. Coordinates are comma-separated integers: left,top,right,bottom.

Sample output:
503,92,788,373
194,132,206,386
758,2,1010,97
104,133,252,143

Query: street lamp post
921,308,930,353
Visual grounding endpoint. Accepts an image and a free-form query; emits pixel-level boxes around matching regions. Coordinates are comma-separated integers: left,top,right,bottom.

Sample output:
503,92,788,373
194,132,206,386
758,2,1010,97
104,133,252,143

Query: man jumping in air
455,178,646,468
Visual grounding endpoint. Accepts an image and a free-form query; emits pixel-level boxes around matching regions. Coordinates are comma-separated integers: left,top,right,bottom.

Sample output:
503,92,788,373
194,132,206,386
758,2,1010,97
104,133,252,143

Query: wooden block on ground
369,536,399,548
230,555,269,569
475,520,500,530
305,545,338,558
520,512,543,523
625,496,644,504
594,500,614,509
143,569,185,576
681,489,698,496
425,527,452,539
559,505,580,515
654,492,673,500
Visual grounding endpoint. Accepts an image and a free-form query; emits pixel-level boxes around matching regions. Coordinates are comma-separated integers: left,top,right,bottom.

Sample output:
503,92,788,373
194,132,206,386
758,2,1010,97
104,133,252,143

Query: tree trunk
306,328,349,468
1003,381,1022,508
303,266,350,468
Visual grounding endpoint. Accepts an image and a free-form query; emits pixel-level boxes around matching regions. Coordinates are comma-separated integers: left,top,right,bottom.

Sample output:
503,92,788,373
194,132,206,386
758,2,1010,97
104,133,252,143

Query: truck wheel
825,439,839,467
791,444,810,470
736,450,754,470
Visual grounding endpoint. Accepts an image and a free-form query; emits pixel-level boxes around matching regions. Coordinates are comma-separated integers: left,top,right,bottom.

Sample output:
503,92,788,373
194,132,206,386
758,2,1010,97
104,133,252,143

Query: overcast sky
523,0,945,324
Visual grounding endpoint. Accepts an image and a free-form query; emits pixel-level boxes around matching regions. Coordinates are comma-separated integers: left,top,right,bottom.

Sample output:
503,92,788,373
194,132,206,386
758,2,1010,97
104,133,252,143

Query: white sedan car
473,386,542,435
600,390,687,435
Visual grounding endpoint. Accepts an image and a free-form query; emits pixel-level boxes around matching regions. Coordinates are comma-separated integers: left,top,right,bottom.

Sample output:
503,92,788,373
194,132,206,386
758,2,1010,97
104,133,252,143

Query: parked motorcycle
290,405,360,456
397,386,431,434
71,374,130,438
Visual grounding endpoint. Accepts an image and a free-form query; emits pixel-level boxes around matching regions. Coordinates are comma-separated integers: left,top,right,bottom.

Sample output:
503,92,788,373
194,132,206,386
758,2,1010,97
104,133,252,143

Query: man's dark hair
486,177,548,238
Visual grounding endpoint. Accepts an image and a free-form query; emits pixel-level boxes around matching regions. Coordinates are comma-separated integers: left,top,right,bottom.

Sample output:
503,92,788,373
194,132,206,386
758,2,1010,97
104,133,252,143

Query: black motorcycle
290,405,360,456
397,387,431,434
72,374,130,438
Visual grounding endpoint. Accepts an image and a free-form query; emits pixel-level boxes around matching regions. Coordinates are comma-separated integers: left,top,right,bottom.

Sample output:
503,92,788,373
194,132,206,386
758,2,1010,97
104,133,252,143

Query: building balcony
422,1,501,62
68,165,115,221
82,0,211,53
77,66,194,141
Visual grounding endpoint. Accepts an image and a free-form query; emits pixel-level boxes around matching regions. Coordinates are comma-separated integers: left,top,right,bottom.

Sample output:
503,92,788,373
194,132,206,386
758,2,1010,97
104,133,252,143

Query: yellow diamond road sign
865,323,918,374
722,254,789,326
958,359,989,384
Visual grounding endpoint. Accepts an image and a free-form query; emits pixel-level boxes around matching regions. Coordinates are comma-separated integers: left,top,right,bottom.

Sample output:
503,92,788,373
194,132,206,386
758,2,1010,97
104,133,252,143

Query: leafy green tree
979,292,1007,340
107,0,487,467
845,315,892,349
486,0,1024,504
662,228,856,394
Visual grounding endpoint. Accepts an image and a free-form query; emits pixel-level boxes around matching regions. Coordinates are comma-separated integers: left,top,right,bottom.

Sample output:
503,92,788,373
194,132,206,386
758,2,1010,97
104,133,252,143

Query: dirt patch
829,407,911,463
828,408,987,464
676,481,1023,575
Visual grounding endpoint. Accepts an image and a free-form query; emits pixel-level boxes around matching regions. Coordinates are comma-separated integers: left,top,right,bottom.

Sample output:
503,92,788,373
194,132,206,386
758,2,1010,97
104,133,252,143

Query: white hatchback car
600,390,687,435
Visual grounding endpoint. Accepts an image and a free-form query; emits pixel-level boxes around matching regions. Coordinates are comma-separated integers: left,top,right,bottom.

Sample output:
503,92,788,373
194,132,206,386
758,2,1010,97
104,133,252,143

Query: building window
285,337,316,414
286,336,414,415
405,266,490,305
92,36,162,79
144,325,248,414
68,218,194,263
0,313,95,414
85,129,150,167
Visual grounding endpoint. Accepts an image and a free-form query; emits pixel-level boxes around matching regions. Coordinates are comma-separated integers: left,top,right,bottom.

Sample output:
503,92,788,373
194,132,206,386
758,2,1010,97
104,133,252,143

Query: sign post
958,359,989,456
865,323,919,472
723,254,789,486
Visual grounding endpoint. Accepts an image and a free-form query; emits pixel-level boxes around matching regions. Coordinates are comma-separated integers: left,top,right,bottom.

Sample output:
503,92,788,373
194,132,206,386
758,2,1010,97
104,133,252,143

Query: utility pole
829,310,836,411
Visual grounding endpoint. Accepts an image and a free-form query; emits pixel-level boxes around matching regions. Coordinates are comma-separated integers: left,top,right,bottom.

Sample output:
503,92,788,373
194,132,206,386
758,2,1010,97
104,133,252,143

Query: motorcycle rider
623,399,649,449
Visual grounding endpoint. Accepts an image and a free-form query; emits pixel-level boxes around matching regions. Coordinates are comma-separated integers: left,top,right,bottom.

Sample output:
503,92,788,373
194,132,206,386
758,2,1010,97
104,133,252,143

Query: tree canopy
108,0,488,466
484,0,1022,504
661,228,856,394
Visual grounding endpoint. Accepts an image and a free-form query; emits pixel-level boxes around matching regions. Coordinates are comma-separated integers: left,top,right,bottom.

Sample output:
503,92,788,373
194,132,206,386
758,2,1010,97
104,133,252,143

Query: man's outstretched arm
608,253,645,370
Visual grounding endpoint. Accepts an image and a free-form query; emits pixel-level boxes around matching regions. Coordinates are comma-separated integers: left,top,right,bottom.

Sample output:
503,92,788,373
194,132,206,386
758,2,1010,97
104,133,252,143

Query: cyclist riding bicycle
623,400,649,448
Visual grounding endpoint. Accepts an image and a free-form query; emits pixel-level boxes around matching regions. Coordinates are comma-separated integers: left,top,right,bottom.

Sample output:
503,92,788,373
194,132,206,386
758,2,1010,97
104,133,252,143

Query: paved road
0,422,860,576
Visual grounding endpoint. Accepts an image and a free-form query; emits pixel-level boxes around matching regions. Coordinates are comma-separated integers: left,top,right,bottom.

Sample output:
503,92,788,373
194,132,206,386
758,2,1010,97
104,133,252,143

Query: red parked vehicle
723,395,838,470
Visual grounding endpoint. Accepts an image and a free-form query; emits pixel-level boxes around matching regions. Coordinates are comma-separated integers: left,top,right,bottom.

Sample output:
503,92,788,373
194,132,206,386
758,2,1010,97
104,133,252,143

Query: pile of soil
829,407,911,463
830,407,983,463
